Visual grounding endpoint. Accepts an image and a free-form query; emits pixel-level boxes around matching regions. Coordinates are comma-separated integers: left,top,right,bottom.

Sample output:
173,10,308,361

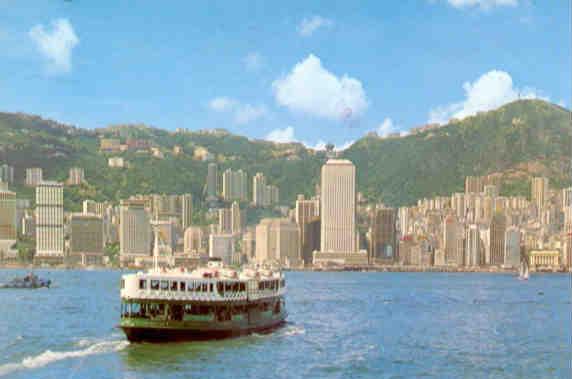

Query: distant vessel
518,259,530,281
0,273,51,289
119,259,287,342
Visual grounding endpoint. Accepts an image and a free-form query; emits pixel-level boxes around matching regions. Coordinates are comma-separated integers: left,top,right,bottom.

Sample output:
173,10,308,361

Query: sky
0,0,569,149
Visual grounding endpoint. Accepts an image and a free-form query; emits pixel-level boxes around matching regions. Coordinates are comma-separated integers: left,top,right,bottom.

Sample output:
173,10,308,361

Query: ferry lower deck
120,297,287,342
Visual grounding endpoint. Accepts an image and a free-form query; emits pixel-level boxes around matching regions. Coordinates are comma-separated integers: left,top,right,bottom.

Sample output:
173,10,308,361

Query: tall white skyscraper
119,199,151,265
35,181,64,262
320,159,356,254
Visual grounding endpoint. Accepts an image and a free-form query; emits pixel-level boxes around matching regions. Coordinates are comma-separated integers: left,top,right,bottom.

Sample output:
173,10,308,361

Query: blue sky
0,0,569,148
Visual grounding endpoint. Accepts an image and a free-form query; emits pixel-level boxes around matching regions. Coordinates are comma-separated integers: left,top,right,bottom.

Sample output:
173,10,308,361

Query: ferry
119,258,287,342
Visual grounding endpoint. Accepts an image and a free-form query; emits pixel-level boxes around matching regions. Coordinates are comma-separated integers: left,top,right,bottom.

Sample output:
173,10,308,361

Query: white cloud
272,54,368,120
304,139,354,151
377,118,396,137
29,18,79,74
297,16,333,37
428,70,547,124
208,97,267,124
209,97,237,112
265,126,296,143
243,52,263,71
234,104,267,125
446,0,518,9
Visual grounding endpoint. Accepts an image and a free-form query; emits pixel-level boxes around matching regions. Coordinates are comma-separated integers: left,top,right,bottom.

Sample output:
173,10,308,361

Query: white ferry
119,258,287,342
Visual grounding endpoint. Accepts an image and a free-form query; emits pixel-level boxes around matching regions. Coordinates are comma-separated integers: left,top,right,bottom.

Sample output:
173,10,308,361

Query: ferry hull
121,316,286,342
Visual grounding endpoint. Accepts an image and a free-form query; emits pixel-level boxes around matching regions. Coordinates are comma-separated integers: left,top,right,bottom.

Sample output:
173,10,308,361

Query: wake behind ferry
119,258,287,342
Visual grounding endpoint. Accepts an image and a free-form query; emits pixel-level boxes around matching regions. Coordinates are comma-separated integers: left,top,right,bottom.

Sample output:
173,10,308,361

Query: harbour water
0,269,570,378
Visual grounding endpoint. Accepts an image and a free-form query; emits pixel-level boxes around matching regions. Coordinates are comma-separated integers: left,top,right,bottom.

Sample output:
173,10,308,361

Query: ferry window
171,281,178,291
202,283,207,292
180,281,186,291
239,283,245,292
139,279,147,289
258,282,262,290
225,282,231,292
160,280,169,290
151,280,159,290
217,282,224,295
210,283,213,292
187,282,193,292
184,304,192,314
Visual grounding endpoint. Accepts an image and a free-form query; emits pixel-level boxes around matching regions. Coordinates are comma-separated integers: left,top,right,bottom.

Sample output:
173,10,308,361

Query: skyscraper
0,164,14,184
0,184,16,241
119,200,151,265
490,213,507,266
443,214,463,266
35,181,64,263
25,168,43,187
531,177,549,213
465,224,481,266
222,169,248,201
206,163,218,201
255,218,300,266
69,213,104,265
295,194,320,264
504,226,521,268
181,194,193,230
68,167,86,186
319,159,356,254
253,173,266,206
370,206,398,262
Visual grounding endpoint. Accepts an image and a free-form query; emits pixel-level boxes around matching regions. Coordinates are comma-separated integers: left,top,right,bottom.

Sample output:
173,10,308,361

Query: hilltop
0,99,569,210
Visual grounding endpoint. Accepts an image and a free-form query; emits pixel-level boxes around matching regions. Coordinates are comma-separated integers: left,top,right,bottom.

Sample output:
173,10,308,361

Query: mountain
0,99,569,210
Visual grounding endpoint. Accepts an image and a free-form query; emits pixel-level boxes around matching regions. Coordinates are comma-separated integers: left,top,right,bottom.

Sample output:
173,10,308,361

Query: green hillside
0,99,569,210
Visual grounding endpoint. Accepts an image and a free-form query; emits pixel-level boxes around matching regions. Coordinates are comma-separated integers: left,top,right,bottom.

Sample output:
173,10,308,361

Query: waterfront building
119,200,151,265
528,249,560,270
0,164,14,184
35,181,64,263
67,167,85,186
370,206,398,263
443,214,463,266
255,218,300,267
206,163,218,201
504,226,521,268
25,168,43,187
0,184,16,241
465,224,482,266
465,176,484,194
490,213,507,266
295,195,320,264
531,177,549,213
208,233,234,265
314,159,367,265
69,213,104,265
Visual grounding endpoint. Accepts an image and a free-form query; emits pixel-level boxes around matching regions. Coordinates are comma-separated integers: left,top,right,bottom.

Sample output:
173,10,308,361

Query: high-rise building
242,227,256,261
0,164,14,184
181,194,193,230
208,233,234,264
119,200,151,265
230,201,243,234
206,163,218,201
69,213,104,265
253,173,266,206
483,184,499,198
222,169,248,201
218,208,232,234
443,214,463,266
465,176,484,194
490,213,507,266
370,206,398,262
184,226,206,255
25,168,43,187
67,167,85,186
465,224,481,266
504,226,521,268
451,193,466,220
319,159,356,254
255,218,300,267
562,187,572,210
295,195,320,265
0,184,16,241
35,181,64,263
531,177,549,213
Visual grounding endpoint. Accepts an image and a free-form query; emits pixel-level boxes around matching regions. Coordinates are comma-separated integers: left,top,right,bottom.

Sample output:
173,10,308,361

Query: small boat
518,259,529,281
0,273,51,289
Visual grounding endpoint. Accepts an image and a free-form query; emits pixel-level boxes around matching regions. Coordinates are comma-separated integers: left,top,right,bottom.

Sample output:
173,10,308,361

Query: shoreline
0,263,570,274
